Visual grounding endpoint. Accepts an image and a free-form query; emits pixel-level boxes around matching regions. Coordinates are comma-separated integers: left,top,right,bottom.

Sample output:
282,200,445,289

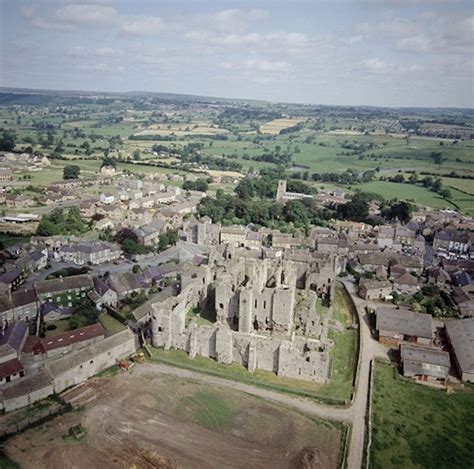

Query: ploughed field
5,364,343,469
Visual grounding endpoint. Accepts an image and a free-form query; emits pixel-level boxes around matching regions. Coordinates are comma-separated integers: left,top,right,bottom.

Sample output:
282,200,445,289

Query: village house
220,225,247,247
0,322,28,386
0,269,25,292
107,272,144,300
400,344,450,385
16,249,48,274
392,272,420,295
136,219,168,246
88,277,118,309
35,274,94,307
445,318,474,382
433,230,472,256
100,165,116,176
95,204,124,221
271,233,304,250
0,168,13,181
58,241,122,265
375,307,433,346
358,278,392,300
99,193,115,205
5,194,35,209
245,231,262,250
79,199,98,219
0,288,39,322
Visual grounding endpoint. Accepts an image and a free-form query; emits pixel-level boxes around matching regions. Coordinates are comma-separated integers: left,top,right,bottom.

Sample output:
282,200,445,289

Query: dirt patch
290,447,333,469
5,366,341,469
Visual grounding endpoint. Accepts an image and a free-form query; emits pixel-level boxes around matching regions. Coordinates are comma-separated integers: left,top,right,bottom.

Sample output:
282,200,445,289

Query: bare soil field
5,365,342,469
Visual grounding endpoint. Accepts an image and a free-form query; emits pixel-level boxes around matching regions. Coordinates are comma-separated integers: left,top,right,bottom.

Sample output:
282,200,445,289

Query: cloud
26,3,164,36
184,30,310,52
120,16,164,35
19,4,35,19
54,4,119,25
361,58,390,72
223,59,290,72
396,35,431,52
194,8,269,33
357,17,419,37
69,46,122,58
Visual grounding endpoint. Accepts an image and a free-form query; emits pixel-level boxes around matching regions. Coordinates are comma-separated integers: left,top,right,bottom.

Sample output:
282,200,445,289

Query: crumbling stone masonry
150,247,338,383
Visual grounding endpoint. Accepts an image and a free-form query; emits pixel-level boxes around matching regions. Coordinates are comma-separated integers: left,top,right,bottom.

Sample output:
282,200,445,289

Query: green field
357,181,458,209
370,362,474,469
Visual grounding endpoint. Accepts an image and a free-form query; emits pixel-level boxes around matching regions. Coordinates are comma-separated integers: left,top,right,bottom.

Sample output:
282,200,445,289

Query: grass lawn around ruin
370,362,474,469
148,346,350,406
325,283,358,401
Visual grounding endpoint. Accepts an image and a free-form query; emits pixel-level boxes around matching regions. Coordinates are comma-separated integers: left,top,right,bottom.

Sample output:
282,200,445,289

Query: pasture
370,362,474,469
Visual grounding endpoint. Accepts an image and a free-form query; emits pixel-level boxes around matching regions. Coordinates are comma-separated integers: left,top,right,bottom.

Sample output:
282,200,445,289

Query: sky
0,0,473,108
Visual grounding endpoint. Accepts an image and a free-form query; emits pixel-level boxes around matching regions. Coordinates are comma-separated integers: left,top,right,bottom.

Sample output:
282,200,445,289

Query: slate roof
0,269,21,285
446,318,474,375
400,345,450,367
12,288,38,308
0,322,28,352
108,272,142,294
35,274,93,295
394,272,419,286
376,307,432,339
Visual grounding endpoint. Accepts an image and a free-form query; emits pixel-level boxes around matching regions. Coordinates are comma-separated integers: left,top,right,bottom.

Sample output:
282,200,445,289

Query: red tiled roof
0,358,24,380
22,335,45,355
40,323,105,352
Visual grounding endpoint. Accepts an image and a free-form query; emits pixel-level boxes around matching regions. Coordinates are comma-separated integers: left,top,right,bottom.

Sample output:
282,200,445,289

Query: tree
386,201,413,223
132,149,141,160
115,227,139,245
158,229,179,251
283,200,309,227
0,132,15,151
438,188,452,199
63,165,80,180
101,156,117,168
337,193,369,221
432,178,443,192
422,176,433,188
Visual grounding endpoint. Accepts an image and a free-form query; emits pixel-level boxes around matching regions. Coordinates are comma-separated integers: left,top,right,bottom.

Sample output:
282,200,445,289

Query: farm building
375,307,432,346
445,318,474,383
400,345,450,384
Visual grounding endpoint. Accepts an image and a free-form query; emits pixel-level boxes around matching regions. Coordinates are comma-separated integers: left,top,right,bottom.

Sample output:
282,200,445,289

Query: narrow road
342,279,388,469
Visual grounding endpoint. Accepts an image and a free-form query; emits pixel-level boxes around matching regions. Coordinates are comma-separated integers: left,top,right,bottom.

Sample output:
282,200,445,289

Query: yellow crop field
134,122,228,137
260,118,304,135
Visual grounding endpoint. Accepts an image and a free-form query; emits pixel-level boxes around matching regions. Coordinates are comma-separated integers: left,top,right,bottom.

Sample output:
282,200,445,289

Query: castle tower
276,179,287,202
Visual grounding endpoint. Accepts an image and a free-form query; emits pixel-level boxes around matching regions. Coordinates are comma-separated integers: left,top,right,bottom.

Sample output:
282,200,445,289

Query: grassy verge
327,284,358,401
370,362,474,469
147,348,348,405
98,312,126,334
0,451,21,469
